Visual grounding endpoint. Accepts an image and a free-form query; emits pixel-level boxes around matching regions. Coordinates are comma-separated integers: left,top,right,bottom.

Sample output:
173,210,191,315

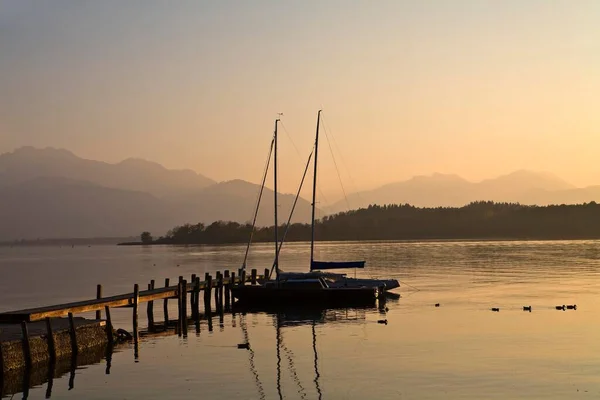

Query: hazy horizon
2,1,599,201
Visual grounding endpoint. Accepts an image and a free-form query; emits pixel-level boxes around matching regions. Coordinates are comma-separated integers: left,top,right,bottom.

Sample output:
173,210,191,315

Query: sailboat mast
274,118,280,284
310,110,322,265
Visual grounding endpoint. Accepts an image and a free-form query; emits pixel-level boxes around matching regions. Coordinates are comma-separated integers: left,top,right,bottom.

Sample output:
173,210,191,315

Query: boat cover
310,260,365,270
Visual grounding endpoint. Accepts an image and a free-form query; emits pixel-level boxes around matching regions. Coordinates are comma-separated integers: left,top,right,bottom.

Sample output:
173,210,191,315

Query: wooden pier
0,268,269,374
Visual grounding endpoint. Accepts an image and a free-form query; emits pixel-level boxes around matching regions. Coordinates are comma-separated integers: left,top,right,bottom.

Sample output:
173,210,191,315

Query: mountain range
2,146,600,241
0,147,314,240
329,170,600,213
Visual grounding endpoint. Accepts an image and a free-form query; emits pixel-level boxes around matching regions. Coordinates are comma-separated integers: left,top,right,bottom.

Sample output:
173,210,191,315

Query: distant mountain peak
480,169,574,190
0,146,215,197
412,173,469,182
9,146,77,159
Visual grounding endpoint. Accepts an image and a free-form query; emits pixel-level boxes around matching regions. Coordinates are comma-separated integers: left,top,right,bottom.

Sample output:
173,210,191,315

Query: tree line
124,201,600,245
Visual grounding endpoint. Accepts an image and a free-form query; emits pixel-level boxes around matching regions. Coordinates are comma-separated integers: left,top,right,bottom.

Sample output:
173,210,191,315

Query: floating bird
491,308,500,312
435,303,440,307
523,306,532,312
377,319,388,325
237,343,250,349
566,304,577,310
555,305,566,311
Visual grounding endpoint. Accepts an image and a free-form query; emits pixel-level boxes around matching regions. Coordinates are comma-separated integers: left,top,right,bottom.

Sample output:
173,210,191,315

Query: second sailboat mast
310,110,322,265
274,118,280,284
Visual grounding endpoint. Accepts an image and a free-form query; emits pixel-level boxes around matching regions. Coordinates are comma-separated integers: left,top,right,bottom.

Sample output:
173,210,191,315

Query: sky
1,0,599,200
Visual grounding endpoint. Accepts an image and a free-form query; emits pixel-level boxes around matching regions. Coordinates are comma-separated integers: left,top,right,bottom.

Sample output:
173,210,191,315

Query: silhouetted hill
165,179,315,227
0,174,315,240
132,202,600,245
331,170,584,212
0,177,174,240
0,147,215,197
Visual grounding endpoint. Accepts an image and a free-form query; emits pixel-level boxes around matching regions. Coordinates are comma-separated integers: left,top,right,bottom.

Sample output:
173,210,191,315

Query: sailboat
231,117,379,306
279,110,400,292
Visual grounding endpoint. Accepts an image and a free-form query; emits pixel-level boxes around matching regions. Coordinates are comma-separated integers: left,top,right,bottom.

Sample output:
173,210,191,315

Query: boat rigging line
320,118,351,212
242,132,275,270
280,120,331,209
270,148,315,277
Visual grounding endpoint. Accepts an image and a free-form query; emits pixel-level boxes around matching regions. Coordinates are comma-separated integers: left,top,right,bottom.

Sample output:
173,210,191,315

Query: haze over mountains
2,147,600,241
330,170,599,213
0,147,313,240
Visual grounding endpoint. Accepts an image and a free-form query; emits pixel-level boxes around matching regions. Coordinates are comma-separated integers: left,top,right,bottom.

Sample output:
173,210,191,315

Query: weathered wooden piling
241,269,246,285
224,270,231,310
68,312,77,355
251,269,257,285
163,278,170,330
177,281,183,336
204,274,212,313
132,284,139,348
218,273,225,310
21,321,32,369
190,274,197,315
95,284,102,320
181,279,188,336
147,280,155,331
264,268,270,281
193,277,200,322
45,317,56,363
104,306,114,345
213,272,220,309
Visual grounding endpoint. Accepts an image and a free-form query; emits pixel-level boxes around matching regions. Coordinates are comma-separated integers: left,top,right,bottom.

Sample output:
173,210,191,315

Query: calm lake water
2,240,600,399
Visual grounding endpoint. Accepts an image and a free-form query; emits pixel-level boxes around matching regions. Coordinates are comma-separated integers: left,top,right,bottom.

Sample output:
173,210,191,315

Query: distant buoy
434,303,440,307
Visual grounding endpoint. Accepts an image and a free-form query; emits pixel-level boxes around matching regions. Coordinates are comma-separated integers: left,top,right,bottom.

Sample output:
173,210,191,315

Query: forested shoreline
121,201,600,245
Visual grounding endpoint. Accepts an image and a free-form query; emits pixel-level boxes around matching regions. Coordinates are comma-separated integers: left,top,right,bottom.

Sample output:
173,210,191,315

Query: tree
140,231,153,244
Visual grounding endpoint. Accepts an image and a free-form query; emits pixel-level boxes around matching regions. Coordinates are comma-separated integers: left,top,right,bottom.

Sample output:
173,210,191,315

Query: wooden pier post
104,306,114,345
21,321,32,369
133,284,139,350
204,274,212,314
181,279,188,336
177,281,183,336
190,274,197,315
163,278,170,330
147,280,155,331
68,312,78,355
45,317,56,363
214,271,220,307
264,268,270,281
217,272,224,310
95,284,102,320
193,277,200,322
241,269,246,285
224,270,231,310
251,269,257,285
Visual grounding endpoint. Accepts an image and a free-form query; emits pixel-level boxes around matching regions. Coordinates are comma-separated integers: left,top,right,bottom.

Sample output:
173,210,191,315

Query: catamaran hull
231,285,378,307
